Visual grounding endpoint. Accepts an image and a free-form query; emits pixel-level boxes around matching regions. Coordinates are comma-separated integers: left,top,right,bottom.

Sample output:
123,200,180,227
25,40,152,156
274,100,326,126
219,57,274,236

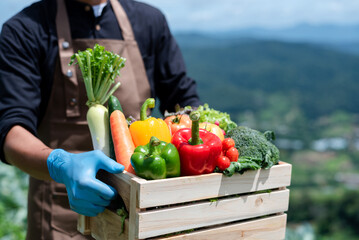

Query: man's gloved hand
47,149,124,216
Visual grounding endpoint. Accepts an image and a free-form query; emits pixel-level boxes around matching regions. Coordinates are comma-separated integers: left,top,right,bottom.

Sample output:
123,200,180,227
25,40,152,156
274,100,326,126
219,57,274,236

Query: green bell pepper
131,136,181,180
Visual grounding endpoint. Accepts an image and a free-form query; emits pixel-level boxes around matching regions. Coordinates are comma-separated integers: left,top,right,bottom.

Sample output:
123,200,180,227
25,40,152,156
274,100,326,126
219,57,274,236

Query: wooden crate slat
90,209,128,240
77,214,91,235
129,177,143,240
137,189,290,239
157,214,287,240
138,162,291,208
83,212,287,240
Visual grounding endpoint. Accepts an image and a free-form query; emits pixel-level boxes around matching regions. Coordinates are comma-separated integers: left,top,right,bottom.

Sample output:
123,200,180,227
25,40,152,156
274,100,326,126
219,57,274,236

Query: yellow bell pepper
130,98,171,147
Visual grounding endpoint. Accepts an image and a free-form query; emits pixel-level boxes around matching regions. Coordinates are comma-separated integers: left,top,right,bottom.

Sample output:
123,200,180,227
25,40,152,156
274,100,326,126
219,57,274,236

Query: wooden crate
78,161,292,240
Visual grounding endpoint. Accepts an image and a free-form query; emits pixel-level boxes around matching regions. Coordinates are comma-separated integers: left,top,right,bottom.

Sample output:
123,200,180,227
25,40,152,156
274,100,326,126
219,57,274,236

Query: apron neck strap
56,0,80,117
56,0,72,50
110,0,135,41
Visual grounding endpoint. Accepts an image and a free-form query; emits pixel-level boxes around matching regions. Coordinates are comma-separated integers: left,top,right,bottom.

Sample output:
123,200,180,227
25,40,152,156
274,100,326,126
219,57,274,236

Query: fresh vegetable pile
73,44,280,181
116,98,279,180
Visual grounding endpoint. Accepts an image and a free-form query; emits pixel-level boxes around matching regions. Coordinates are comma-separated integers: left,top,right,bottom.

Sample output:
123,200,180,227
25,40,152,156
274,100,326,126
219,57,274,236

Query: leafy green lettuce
196,104,237,133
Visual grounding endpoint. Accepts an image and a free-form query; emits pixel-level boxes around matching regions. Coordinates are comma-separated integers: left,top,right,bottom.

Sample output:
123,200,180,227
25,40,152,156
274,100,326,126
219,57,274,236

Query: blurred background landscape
1,0,359,239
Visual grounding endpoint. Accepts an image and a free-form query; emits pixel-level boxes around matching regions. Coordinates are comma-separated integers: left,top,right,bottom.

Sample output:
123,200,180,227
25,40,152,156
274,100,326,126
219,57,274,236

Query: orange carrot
110,110,136,174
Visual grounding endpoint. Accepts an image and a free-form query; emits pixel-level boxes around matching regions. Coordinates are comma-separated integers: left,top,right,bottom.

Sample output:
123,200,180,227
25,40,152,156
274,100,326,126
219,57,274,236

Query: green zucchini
108,95,123,160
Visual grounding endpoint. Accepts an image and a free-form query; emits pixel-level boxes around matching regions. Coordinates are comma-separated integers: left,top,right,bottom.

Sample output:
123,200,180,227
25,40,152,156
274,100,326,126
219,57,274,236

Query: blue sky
1,0,359,32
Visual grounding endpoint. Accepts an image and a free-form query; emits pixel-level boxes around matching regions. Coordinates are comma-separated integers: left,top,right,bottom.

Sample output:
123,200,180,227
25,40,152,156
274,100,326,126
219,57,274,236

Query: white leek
69,44,126,156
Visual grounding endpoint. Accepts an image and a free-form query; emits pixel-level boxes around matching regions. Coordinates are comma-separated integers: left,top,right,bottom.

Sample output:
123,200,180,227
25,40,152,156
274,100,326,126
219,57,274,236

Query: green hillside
179,39,359,120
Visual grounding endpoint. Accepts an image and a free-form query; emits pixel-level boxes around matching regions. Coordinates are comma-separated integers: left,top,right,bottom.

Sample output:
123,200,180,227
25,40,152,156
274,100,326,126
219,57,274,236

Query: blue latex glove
47,149,124,216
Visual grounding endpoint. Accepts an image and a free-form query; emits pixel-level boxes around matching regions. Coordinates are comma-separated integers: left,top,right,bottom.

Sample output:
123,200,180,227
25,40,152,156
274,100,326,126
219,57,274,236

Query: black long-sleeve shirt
0,0,201,163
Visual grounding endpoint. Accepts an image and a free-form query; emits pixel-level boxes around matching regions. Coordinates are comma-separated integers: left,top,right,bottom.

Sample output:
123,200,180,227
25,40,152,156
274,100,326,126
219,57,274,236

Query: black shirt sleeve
154,13,201,113
0,17,43,163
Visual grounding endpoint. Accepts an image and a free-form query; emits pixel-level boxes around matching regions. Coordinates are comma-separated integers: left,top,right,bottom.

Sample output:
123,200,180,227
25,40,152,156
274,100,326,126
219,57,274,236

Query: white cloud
140,0,359,31
1,0,359,32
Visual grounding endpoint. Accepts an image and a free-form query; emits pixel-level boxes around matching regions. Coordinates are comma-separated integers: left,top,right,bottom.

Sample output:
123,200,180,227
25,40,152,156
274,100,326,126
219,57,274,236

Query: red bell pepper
171,111,222,176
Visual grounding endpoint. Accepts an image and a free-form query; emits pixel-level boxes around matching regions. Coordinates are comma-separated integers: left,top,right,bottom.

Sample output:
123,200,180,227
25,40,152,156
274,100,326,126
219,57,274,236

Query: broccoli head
225,126,280,176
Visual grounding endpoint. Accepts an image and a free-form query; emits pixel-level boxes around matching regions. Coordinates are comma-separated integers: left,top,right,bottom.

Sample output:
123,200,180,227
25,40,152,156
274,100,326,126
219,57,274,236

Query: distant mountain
175,24,359,44
174,33,255,48
226,24,359,44
174,24,359,55
175,35,359,121
322,42,359,55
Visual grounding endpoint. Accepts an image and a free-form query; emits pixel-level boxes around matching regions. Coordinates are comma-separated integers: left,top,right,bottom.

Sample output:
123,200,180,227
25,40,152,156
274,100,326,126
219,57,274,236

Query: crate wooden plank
85,212,287,240
157,214,287,240
138,162,291,208
77,214,91,235
137,189,289,239
90,209,128,240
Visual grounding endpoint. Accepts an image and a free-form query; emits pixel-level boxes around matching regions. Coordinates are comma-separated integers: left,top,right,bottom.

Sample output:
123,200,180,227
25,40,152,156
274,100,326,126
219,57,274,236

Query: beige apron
28,0,151,239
